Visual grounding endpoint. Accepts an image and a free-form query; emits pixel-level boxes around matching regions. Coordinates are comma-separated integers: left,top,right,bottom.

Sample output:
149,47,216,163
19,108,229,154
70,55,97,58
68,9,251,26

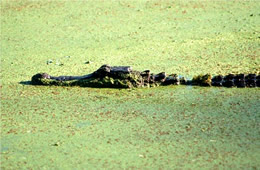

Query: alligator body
31,65,260,88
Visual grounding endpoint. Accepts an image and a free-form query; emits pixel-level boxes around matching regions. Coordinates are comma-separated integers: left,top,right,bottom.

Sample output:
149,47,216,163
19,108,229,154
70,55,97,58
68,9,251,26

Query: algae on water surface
1,0,260,169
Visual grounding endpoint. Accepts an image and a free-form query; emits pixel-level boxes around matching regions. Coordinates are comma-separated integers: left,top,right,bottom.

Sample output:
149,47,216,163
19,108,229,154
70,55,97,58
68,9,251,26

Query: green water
1,0,260,169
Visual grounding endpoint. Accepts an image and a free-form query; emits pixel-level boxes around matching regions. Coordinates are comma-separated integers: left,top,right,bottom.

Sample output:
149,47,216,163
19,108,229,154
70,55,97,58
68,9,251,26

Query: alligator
31,64,260,88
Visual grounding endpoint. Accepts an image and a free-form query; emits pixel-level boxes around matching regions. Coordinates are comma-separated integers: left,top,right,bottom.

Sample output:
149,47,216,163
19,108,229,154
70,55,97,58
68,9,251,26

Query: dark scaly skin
31,65,259,88
211,74,258,88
